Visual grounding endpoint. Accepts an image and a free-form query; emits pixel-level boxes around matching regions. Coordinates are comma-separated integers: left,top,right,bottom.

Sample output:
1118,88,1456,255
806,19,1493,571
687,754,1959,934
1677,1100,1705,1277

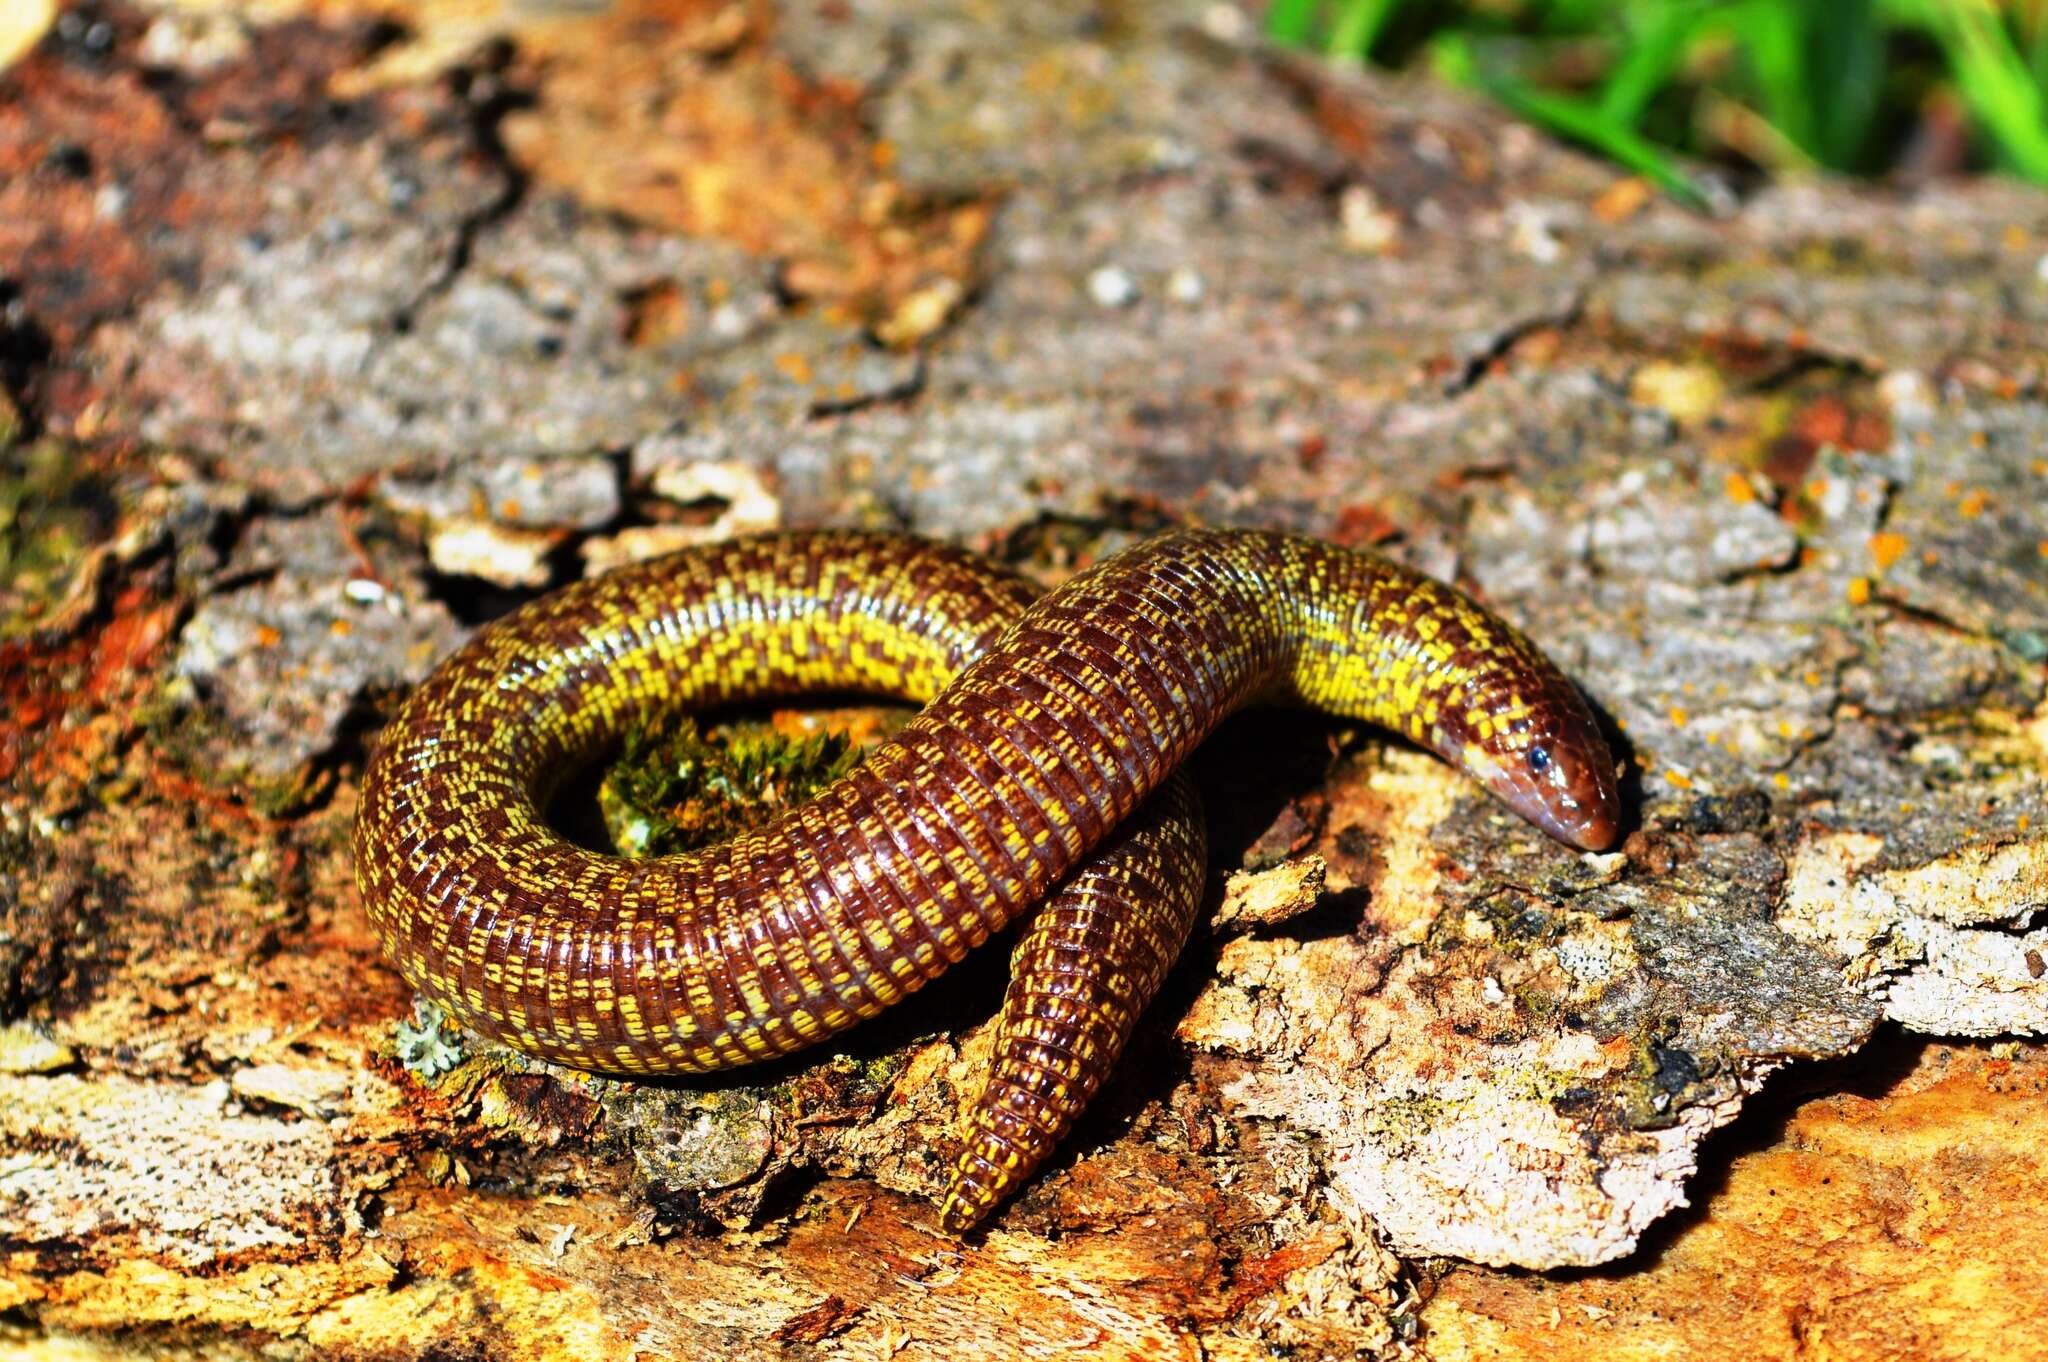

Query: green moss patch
599,716,863,859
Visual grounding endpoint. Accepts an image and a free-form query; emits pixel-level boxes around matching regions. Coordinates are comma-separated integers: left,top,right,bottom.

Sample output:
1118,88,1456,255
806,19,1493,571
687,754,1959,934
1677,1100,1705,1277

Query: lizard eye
1527,745,1551,775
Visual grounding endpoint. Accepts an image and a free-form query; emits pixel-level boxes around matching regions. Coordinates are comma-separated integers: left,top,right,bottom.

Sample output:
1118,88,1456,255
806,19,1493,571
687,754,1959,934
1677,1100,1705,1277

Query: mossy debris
598,716,861,859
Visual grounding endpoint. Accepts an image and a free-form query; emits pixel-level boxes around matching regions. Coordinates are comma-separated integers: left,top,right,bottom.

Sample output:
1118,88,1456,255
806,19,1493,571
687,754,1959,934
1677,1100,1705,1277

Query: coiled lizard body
355,528,1619,1229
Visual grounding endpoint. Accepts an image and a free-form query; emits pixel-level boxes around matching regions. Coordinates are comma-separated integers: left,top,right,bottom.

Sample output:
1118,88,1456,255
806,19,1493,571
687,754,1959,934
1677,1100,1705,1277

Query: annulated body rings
355,528,1620,1227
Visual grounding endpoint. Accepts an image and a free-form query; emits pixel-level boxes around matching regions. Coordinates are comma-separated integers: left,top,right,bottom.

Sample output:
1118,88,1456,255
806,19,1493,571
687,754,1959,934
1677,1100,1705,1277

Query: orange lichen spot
1592,176,1652,224
1802,670,1822,687
1900,802,1916,815
256,624,282,648
618,278,692,348
1665,770,1694,790
2037,540,2048,560
1792,395,1848,446
1869,532,1908,571
1847,577,1872,605
774,352,815,385
2004,224,2030,250
1724,471,1756,504
1669,707,1689,728
1330,502,1401,548
2032,458,2047,476
870,140,897,171
2022,815,2034,832
1923,549,1940,566
1772,772,1791,790
1778,720,1795,738
1806,477,1829,502
1958,489,1988,518
500,499,523,520
331,618,354,638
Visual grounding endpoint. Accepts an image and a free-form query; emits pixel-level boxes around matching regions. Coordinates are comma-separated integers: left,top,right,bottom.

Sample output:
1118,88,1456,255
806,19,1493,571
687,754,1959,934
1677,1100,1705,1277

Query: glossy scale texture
355,529,1619,1229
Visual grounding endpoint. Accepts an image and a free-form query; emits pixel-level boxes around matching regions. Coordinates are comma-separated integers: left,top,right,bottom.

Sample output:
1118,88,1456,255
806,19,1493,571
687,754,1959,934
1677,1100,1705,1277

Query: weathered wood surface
2,2,2046,1358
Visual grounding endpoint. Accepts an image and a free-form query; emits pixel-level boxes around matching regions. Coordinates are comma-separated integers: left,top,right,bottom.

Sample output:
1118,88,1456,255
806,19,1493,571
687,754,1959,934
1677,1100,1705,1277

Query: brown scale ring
354,527,1621,1229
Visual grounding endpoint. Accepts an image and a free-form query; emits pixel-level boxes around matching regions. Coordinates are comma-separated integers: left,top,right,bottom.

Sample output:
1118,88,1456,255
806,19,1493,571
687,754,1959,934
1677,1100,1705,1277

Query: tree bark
3,3,2046,1359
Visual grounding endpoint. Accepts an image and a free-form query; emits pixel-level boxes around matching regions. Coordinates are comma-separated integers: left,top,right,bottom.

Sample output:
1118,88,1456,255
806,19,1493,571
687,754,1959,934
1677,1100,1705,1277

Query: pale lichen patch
1212,856,1326,933
0,1075,352,1269
1180,922,1727,1268
1780,831,2048,1035
1346,749,1461,939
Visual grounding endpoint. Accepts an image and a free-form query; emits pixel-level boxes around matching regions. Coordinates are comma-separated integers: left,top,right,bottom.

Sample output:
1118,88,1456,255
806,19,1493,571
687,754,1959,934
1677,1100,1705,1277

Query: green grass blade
1265,0,2048,192
1326,0,1404,62
1933,0,2048,182
2021,2,2048,94
1811,0,1885,169
1434,32,1708,205
1535,0,1621,34
1599,0,1721,125
1740,0,1821,161
1265,0,1322,46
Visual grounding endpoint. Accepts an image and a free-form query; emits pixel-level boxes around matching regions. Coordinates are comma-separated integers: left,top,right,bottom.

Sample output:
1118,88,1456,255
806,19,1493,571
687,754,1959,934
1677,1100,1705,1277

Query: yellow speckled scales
356,528,1618,1228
